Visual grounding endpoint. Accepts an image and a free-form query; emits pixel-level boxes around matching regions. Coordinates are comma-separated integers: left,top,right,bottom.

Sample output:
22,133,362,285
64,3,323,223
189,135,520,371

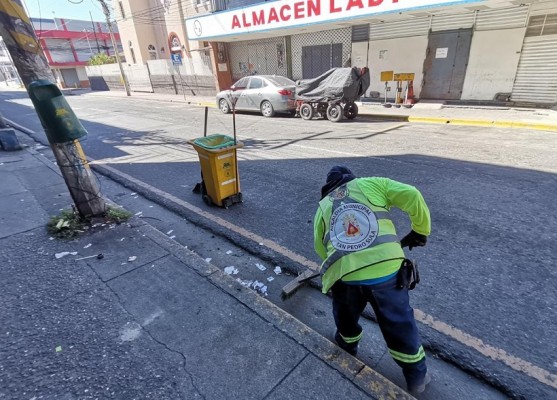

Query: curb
138,222,415,400
357,113,557,131
81,91,557,131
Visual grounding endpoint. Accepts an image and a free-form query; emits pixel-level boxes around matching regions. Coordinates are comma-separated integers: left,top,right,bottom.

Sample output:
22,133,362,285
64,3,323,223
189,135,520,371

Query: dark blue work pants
331,277,427,387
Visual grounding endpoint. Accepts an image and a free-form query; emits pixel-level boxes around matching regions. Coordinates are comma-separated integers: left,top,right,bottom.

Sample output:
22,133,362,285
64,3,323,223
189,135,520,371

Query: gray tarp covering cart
295,67,370,122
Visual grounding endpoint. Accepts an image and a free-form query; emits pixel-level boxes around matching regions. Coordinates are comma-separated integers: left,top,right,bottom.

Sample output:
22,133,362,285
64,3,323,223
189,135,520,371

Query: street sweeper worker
313,166,431,395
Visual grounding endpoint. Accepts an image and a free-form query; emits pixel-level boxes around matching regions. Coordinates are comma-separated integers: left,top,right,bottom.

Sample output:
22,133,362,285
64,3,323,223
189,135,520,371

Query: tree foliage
88,53,116,66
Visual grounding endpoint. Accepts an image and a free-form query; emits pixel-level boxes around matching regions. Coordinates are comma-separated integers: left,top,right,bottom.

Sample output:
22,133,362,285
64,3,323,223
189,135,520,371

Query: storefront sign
186,0,481,40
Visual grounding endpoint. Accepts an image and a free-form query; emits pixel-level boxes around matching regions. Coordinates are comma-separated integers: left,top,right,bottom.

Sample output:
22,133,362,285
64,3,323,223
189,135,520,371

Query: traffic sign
171,53,182,66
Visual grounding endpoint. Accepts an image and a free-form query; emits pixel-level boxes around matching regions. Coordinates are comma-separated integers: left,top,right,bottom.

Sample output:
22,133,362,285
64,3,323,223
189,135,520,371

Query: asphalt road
2,89,556,398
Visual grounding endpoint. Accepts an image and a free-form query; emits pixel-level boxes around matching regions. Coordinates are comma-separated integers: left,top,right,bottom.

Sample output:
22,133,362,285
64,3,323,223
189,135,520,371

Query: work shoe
334,330,358,357
407,371,431,395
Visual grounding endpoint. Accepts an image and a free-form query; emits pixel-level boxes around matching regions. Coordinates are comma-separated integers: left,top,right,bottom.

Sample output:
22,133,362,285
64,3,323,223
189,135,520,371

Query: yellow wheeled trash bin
189,134,243,208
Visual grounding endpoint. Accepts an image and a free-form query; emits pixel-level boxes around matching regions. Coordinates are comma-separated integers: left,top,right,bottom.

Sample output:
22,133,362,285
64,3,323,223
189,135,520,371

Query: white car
216,75,297,117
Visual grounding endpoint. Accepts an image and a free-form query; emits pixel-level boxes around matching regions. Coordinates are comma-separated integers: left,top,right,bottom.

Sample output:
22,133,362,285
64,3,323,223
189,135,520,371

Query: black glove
400,230,427,250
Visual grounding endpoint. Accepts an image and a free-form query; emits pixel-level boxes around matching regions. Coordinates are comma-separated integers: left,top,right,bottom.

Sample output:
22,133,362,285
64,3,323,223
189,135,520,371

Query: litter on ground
55,252,77,259
274,266,282,275
226,250,233,255
130,193,137,196
255,263,266,271
251,281,268,295
83,243,92,249
128,256,137,262
224,266,239,275
134,211,143,216
205,258,212,263
169,235,176,239
267,276,274,282
166,230,174,235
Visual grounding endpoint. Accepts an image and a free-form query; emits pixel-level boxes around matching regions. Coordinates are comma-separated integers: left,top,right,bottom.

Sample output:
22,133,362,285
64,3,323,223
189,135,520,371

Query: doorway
420,29,473,100
302,43,343,79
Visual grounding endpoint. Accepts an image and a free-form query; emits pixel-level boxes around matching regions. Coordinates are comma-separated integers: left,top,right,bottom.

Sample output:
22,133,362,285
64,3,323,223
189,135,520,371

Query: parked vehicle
216,75,296,117
295,67,370,122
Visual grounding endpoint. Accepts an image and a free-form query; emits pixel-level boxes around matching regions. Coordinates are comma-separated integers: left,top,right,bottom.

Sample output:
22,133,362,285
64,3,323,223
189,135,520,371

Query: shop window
148,44,157,60
526,13,557,37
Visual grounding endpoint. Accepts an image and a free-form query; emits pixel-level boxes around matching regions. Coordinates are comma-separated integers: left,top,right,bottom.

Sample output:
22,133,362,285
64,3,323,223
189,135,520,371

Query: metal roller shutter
229,37,288,82
475,6,528,31
291,27,351,80
369,18,430,40
511,36,557,104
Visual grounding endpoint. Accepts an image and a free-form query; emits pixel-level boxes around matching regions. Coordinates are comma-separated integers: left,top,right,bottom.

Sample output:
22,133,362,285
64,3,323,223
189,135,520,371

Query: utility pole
0,0,106,218
89,10,101,53
98,0,131,96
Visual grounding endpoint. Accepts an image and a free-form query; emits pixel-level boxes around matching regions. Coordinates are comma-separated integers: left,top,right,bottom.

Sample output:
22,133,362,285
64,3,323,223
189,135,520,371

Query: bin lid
193,134,236,149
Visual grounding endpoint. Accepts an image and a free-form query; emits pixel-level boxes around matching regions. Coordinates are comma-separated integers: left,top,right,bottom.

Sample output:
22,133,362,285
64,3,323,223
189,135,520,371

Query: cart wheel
299,103,314,120
238,193,243,203
344,103,358,119
202,194,213,206
261,101,275,117
326,104,343,122
223,198,232,209
219,99,231,114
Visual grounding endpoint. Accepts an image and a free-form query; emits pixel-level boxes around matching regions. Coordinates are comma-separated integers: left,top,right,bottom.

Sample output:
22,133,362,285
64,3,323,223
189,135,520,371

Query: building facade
180,0,556,106
30,17,122,88
0,38,21,86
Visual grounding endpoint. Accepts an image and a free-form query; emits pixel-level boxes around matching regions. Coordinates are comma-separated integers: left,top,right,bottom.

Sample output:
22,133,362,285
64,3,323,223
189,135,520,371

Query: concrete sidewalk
0,141,413,398
78,88,557,132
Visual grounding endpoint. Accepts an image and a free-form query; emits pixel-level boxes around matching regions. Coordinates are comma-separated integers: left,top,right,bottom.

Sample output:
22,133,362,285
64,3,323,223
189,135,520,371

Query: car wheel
299,103,314,120
344,103,358,119
326,104,343,122
219,99,231,114
261,100,275,117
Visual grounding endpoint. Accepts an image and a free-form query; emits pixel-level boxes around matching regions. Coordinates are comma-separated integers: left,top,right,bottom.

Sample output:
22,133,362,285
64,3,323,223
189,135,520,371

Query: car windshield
266,76,295,87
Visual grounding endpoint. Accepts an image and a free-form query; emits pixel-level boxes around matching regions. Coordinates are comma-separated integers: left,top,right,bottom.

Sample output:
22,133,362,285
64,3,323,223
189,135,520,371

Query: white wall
365,36,428,98
76,67,88,81
351,42,369,69
461,28,526,100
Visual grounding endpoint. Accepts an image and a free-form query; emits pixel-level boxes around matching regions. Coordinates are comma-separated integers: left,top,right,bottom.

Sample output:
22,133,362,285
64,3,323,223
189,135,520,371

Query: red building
31,17,123,88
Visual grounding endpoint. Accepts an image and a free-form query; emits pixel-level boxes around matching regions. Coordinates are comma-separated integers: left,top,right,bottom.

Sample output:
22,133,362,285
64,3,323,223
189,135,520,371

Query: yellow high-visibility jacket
314,177,431,293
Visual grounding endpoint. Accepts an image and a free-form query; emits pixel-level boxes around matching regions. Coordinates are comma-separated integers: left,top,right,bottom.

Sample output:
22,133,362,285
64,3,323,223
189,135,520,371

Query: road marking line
91,162,557,390
414,310,557,389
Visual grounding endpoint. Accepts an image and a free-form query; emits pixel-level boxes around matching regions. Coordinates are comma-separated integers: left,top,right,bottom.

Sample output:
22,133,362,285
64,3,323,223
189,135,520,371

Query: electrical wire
37,0,42,39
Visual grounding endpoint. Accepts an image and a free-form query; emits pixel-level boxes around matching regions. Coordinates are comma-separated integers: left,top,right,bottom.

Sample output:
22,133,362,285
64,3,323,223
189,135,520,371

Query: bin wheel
326,104,343,122
261,100,275,118
202,194,213,206
223,198,232,209
344,103,358,119
299,103,314,120
219,99,231,114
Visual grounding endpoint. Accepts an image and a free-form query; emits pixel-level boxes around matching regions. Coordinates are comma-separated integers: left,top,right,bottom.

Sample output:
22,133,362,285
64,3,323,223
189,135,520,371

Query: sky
22,0,107,22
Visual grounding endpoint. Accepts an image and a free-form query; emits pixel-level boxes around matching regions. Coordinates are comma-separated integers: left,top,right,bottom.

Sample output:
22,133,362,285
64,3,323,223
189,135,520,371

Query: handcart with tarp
295,67,370,122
